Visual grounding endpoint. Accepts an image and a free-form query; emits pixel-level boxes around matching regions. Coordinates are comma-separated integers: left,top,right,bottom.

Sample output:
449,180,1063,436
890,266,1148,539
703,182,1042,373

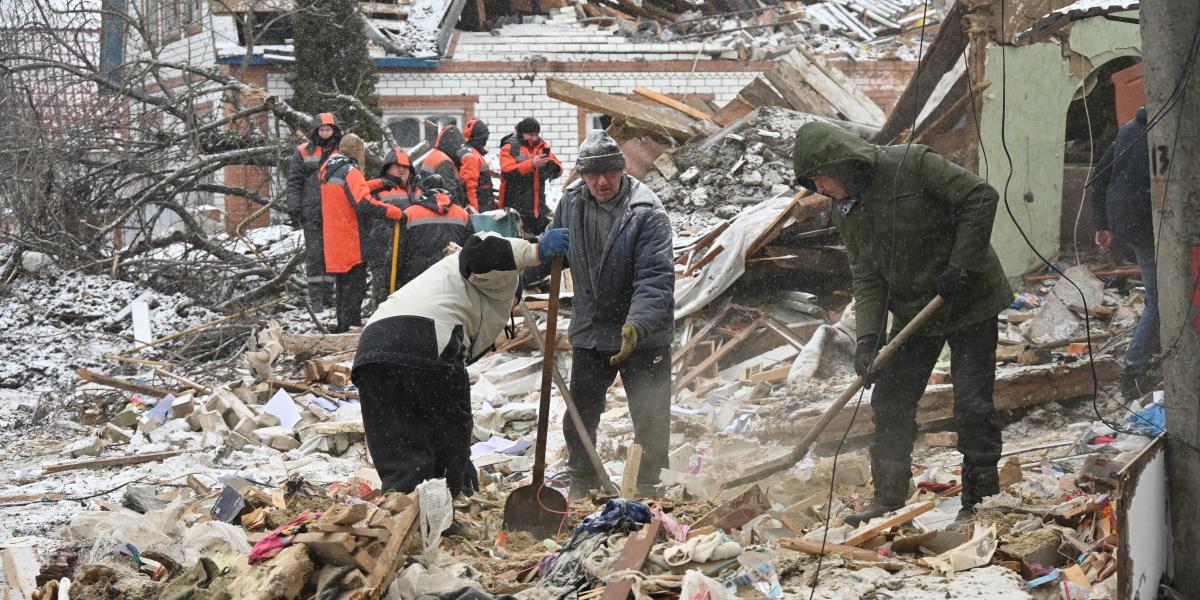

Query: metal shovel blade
502,483,570,540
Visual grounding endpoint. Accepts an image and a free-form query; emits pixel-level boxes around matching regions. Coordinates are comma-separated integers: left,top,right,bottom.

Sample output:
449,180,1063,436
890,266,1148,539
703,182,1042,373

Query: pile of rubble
645,106,829,223
0,242,1163,599
587,0,941,60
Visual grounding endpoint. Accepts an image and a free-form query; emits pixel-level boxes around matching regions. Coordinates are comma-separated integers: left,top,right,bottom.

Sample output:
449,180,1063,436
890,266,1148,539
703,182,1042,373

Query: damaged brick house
116,0,918,231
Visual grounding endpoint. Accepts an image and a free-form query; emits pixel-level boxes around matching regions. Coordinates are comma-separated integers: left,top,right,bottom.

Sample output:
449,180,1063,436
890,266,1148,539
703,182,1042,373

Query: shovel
517,300,620,496
720,295,946,491
503,256,571,538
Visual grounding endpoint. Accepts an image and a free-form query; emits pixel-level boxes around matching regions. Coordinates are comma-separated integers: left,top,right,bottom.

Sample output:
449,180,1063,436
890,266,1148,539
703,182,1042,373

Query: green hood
792,121,877,191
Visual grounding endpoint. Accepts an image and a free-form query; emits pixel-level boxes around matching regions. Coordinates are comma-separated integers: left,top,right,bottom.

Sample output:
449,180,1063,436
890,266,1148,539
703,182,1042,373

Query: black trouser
565,346,671,486
333,264,368,333
302,220,335,308
368,223,399,306
355,362,473,496
870,316,1003,504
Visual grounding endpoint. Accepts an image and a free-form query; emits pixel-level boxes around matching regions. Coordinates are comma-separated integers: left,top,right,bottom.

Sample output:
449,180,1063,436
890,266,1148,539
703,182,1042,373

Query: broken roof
1018,0,1140,42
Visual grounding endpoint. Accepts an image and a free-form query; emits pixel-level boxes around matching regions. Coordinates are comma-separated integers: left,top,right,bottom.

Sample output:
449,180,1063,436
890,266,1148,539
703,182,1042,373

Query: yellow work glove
610,323,639,366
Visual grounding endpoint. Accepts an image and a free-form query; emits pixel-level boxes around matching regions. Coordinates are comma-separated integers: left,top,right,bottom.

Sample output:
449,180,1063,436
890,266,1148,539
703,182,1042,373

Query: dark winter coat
544,176,674,352
793,121,1012,339
418,126,466,207
498,132,562,230
1091,107,1153,247
285,112,342,222
395,191,473,289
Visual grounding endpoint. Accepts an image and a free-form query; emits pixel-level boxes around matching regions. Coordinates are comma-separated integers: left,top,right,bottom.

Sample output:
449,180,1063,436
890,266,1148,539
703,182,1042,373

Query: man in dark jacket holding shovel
535,131,675,500
793,121,1012,524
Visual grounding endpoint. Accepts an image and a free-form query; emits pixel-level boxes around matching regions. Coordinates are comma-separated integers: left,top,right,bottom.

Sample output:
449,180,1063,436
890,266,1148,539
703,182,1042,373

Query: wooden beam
780,537,883,562
633,87,712,120
546,77,694,141
620,444,643,499
2,547,39,600
711,96,756,128
600,518,661,600
356,493,419,600
763,60,838,115
673,317,765,393
42,450,185,474
75,368,174,397
841,501,935,547
693,485,770,531
780,47,884,126
736,77,789,109
672,304,735,368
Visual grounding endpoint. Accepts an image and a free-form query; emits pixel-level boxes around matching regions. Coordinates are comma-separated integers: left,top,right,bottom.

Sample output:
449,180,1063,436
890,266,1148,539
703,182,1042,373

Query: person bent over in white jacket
351,230,569,496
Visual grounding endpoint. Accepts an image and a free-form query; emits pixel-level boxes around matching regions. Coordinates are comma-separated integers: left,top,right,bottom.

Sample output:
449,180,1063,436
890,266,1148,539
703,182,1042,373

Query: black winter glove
288,212,303,228
855,334,880,386
936,265,967,301
462,459,480,497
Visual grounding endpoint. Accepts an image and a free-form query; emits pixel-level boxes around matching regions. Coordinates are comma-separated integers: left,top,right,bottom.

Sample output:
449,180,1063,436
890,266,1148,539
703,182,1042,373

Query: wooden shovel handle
532,257,563,488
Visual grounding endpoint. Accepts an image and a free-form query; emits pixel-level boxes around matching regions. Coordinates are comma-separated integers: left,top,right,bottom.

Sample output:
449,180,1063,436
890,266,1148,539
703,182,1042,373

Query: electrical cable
808,2,930,596
991,2,1200,450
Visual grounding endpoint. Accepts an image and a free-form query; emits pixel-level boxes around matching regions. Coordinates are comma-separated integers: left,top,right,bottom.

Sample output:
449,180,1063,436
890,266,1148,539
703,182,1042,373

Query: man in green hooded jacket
793,121,1013,524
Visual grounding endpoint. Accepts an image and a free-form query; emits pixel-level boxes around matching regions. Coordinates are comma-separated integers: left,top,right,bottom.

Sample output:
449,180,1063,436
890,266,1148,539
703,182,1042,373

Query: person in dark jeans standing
534,131,674,500
352,231,569,495
1090,107,1159,400
793,121,1013,524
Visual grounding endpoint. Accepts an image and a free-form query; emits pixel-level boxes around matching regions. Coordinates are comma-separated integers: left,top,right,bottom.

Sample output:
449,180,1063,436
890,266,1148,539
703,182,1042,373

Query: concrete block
101,423,133,443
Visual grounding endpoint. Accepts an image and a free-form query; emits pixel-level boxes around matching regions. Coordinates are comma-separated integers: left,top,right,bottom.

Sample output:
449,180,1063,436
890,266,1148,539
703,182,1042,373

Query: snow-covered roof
1017,0,1139,41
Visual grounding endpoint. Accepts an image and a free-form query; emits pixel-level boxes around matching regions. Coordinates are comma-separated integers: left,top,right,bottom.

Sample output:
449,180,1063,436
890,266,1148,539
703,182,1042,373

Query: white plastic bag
680,569,738,600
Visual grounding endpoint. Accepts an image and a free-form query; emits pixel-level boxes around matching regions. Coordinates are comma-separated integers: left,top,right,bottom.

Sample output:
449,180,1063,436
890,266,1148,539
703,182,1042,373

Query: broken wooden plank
780,537,882,562
736,77,789,109
764,60,838,115
154,368,211,394
693,485,770,531
620,444,643,499
355,493,419,600
546,77,694,141
673,317,765,393
711,96,756,128
671,304,735,369
747,366,790,384
632,87,712,121
745,191,825,258
282,331,362,359
75,368,174,397
291,532,372,570
600,518,661,600
42,450,184,474
842,501,936,547
2,546,39,600
780,47,884,126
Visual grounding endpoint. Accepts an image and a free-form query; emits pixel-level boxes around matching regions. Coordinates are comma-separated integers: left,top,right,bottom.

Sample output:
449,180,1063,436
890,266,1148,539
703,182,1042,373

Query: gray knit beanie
576,131,626,174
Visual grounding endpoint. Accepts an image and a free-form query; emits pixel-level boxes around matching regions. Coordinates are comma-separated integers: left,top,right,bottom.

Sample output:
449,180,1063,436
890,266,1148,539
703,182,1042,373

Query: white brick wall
267,69,762,172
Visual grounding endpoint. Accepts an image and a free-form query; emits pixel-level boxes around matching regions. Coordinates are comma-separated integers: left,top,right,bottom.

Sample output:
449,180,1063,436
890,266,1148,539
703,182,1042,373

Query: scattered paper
470,435,533,459
263,389,302,430
145,394,175,422
926,524,998,575
131,300,152,344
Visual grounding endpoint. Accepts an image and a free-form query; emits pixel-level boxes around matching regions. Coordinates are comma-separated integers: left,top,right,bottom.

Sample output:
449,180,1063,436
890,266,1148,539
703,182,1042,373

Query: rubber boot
569,477,597,502
956,460,1000,523
844,458,910,527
